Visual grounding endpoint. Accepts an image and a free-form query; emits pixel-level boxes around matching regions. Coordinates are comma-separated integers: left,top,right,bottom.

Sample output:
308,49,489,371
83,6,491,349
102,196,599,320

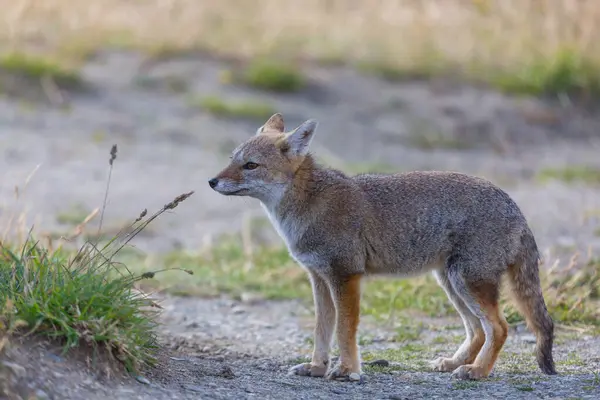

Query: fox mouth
220,188,248,196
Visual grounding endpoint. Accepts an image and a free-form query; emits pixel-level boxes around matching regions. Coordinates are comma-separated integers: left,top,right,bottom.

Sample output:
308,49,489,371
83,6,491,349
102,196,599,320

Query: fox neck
260,154,319,210
259,154,321,246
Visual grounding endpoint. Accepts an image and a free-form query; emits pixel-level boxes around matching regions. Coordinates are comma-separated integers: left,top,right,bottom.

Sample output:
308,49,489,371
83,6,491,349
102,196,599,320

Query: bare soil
1,51,599,399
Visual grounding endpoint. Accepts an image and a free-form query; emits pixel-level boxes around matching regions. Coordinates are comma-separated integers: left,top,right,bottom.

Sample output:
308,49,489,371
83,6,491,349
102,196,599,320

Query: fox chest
260,204,321,270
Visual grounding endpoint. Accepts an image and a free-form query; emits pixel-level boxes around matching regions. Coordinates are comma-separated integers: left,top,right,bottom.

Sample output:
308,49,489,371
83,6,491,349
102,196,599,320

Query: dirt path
1,51,600,399
3,295,600,399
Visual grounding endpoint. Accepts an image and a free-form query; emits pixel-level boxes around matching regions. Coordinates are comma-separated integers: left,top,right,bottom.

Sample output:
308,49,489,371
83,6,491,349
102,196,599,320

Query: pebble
367,359,390,367
231,306,246,314
349,372,361,381
135,376,151,385
240,292,265,304
2,361,26,377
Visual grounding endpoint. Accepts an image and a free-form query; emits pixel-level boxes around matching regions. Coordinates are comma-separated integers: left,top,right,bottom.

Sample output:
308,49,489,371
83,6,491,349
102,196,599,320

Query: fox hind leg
430,269,485,373
446,266,509,380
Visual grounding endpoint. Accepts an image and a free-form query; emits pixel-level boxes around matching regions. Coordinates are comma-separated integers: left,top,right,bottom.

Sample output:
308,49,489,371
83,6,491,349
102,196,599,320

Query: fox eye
242,162,259,170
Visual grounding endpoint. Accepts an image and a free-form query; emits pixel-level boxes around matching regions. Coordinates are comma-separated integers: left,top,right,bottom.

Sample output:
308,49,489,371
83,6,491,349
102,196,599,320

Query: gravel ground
0,51,599,399
2,295,599,399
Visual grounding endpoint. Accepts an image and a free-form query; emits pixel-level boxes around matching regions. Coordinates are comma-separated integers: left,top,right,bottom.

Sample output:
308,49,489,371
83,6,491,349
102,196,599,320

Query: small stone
2,361,26,378
231,306,246,315
367,359,390,367
219,366,236,379
46,353,64,362
34,389,49,399
349,373,361,381
240,292,264,304
135,375,150,385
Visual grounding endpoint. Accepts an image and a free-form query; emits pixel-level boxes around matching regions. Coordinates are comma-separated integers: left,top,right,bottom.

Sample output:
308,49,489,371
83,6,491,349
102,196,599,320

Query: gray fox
208,113,556,381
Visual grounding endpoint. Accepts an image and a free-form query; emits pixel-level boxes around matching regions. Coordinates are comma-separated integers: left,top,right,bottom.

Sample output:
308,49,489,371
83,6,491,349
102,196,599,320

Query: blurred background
1,0,600,260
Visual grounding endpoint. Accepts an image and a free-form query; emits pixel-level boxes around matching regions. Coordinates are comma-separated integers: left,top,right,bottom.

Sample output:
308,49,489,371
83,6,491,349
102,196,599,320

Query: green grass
537,165,600,185
356,48,600,98
193,95,276,120
0,52,82,87
240,60,305,93
407,130,470,151
0,145,195,374
515,384,535,392
361,344,432,373
356,60,441,82
0,241,159,371
144,235,600,329
491,48,600,97
56,203,93,226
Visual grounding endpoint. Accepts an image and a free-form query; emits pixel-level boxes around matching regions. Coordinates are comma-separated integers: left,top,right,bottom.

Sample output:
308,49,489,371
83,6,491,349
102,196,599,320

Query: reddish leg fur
327,274,362,379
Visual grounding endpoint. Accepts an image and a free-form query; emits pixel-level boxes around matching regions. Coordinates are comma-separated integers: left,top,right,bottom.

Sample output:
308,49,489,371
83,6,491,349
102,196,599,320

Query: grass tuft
241,60,305,93
537,166,600,185
0,241,159,371
0,52,82,87
356,61,440,82
0,145,195,373
492,48,600,97
193,95,276,120
56,203,94,226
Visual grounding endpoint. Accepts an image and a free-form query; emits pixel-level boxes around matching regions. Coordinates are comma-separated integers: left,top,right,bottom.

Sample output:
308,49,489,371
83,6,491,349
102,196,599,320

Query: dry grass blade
97,144,118,239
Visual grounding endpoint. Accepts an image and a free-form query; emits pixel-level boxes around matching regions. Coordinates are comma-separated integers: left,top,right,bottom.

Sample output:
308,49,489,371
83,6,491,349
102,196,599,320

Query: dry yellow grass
3,0,600,90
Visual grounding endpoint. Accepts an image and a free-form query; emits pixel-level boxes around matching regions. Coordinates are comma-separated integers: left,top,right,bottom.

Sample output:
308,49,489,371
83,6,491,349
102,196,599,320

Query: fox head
208,113,318,204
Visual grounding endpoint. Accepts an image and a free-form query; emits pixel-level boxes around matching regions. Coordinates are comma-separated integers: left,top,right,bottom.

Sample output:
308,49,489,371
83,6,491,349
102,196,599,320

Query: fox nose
208,178,219,189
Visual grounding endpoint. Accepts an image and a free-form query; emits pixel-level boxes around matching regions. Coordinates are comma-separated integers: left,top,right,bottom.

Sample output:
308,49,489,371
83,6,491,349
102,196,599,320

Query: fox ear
283,119,318,156
256,113,285,135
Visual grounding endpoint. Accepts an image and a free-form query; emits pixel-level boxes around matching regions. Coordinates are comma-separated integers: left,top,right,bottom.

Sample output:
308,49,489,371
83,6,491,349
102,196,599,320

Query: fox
208,113,557,382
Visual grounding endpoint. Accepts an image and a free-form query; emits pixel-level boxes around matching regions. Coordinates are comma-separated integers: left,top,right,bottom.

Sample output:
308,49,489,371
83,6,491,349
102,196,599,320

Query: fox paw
430,357,463,373
325,364,362,382
451,364,487,380
288,362,328,378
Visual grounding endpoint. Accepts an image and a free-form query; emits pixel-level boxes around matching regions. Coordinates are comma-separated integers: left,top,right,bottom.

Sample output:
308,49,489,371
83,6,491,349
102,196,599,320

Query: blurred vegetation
0,52,82,87
537,166,600,186
192,95,277,120
3,0,600,96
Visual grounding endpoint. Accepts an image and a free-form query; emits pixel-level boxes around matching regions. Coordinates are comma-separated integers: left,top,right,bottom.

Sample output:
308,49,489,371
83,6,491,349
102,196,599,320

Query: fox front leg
325,274,362,382
289,272,335,377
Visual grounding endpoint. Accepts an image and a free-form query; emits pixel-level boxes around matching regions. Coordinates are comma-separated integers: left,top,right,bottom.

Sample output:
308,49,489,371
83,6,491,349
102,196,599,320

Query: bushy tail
507,232,557,375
